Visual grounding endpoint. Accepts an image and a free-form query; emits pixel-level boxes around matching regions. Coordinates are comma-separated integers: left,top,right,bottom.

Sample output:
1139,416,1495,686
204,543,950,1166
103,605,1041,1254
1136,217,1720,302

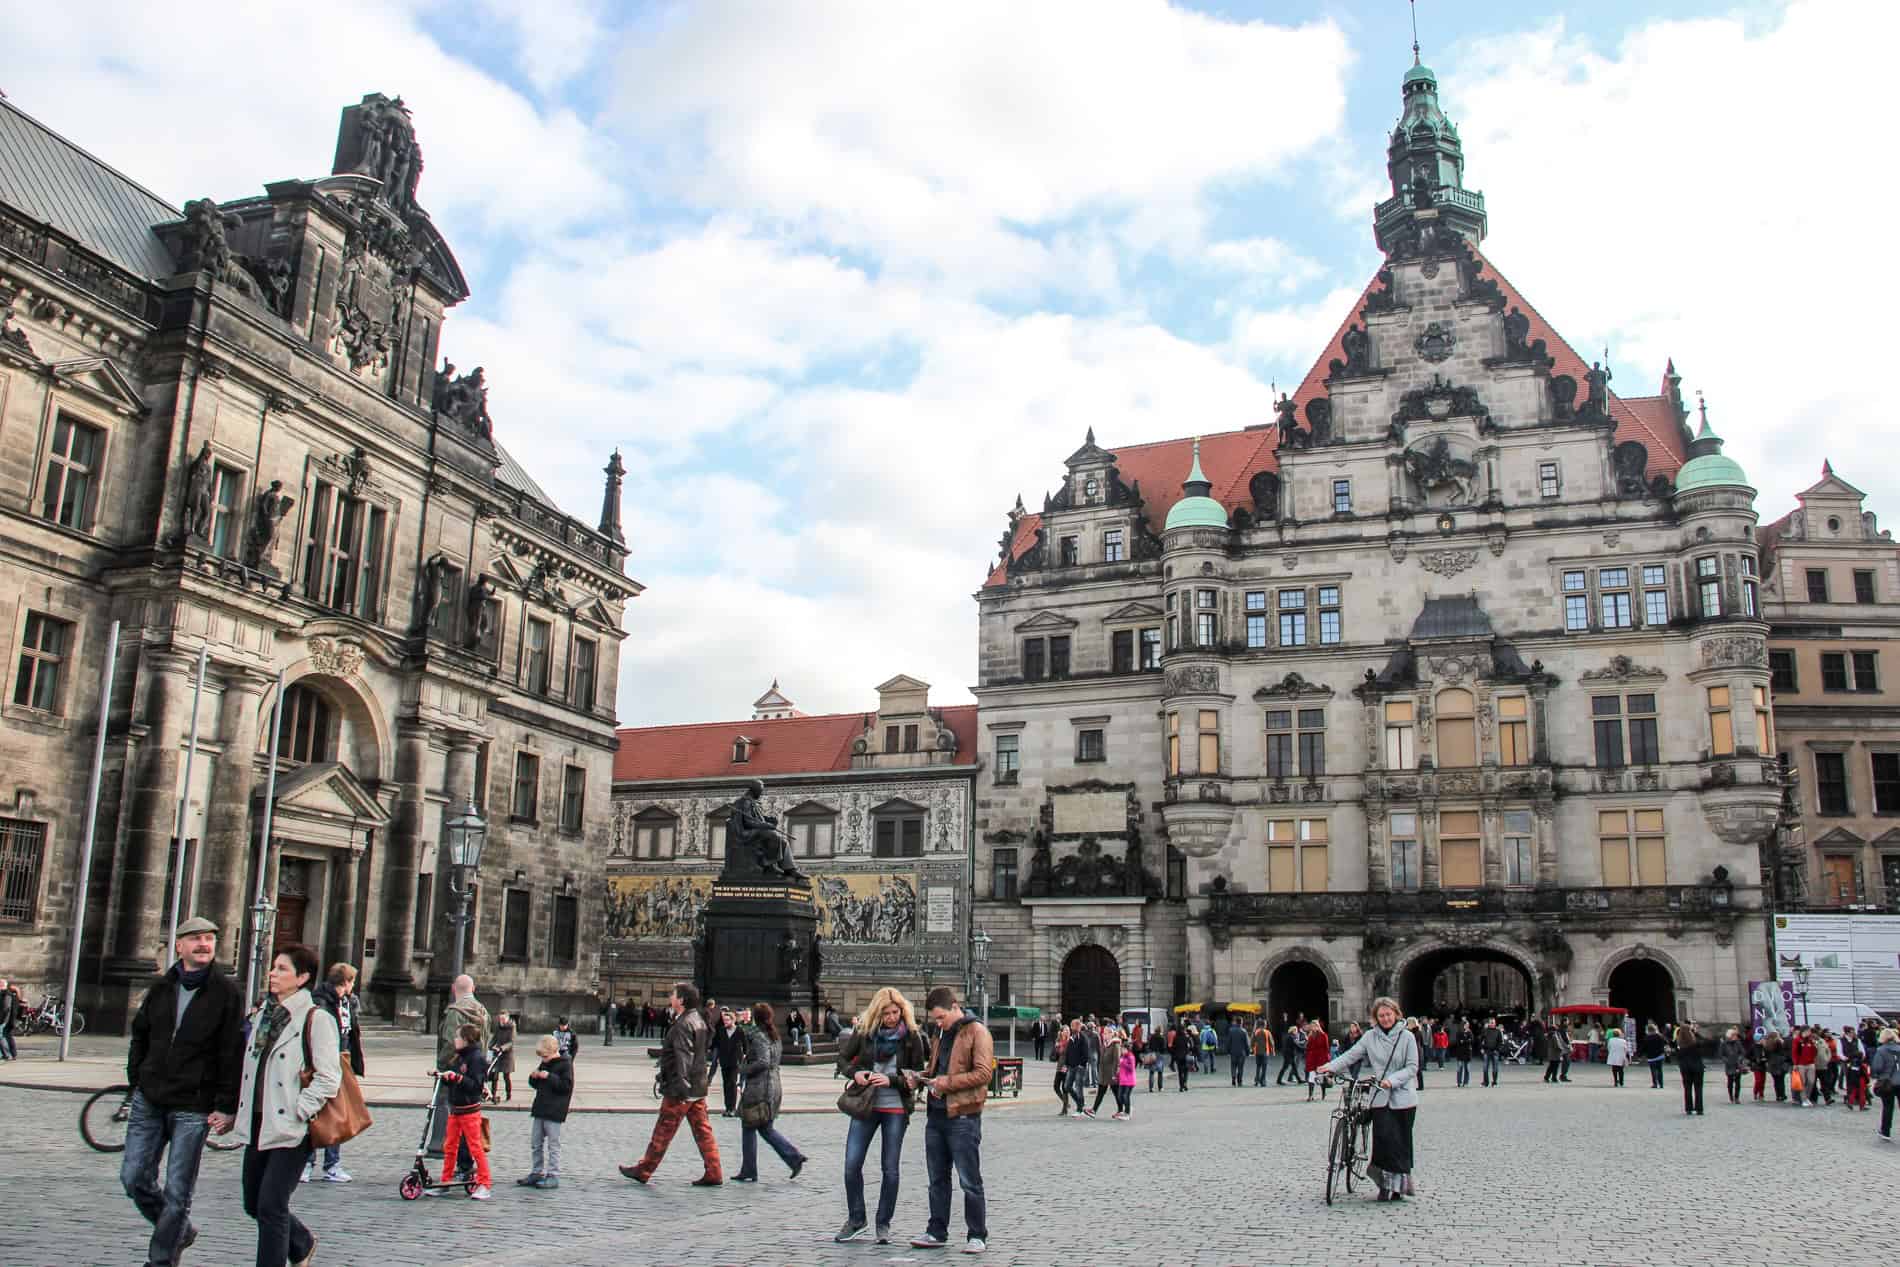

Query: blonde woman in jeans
835,988,927,1244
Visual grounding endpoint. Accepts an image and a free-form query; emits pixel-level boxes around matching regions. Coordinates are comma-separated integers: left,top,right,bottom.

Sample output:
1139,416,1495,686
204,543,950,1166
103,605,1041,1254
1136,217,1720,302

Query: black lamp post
1790,961,1811,1026
246,895,276,1006
1142,960,1154,1012
444,798,488,981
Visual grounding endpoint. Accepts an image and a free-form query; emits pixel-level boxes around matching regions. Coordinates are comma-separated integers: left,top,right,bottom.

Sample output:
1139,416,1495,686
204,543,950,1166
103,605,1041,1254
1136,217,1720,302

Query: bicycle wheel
1324,1113,1349,1206
68,1010,86,1037
81,1085,133,1153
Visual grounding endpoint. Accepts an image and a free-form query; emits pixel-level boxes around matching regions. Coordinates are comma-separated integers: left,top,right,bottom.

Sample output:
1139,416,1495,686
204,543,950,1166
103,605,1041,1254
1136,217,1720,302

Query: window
1873,753,1900,814
884,726,900,754
41,413,104,531
1435,688,1477,767
525,618,552,695
1593,692,1657,767
412,873,433,950
276,684,335,763
633,809,678,858
1627,693,1660,765
1538,462,1560,498
208,465,245,559
1332,479,1352,514
1139,628,1161,670
1278,588,1306,647
1245,591,1268,649
1597,567,1632,630
1265,710,1294,778
1815,752,1849,815
1197,710,1220,774
1498,695,1530,766
474,741,489,812
994,734,1019,784
1769,650,1797,692
903,724,919,752
560,765,585,834
1390,812,1418,891
1023,638,1046,680
1753,685,1772,754
300,481,387,616
1503,809,1534,886
1112,629,1135,673
512,751,540,821
1318,586,1342,645
1822,652,1850,692
1384,700,1416,769
1103,529,1124,563
1855,569,1877,604
733,737,750,763
1853,651,1879,693
1642,564,1669,627
1266,818,1327,892
1298,708,1326,777
1048,636,1070,678
1197,589,1217,609
1440,810,1481,887
1742,556,1759,617
1592,695,1624,768
1599,809,1666,886
997,973,1012,1003
1708,686,1734,757
550,894,578,967
429,560,464,641
472,591,502,663
1058,536,1079,566
992,847,1019,900
1806,568,1829,603
1697,556,1721,617
1196,610,1217,647
12,612,73,714
1076,728,1106,762
1166,846,1186,900
873,801,925,857
1167,712,1181,776
1820,855,1858,904
571,637,597,710
1563,570,1589,631
787,806,835,858
501,888,530,962
707,809,728,859
0,817,47,924
1166,612,1178,651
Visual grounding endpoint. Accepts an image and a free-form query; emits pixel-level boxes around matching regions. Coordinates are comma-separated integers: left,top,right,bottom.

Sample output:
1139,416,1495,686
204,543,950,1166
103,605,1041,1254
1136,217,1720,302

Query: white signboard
1053,791,1124,836
926,886,956,935
1773,913,1900,1021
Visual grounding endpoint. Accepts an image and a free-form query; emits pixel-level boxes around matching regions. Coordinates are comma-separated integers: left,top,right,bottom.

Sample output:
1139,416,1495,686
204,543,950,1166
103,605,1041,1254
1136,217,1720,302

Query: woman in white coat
1317,996,1420,1202
1606,1027,1631,1087
235,943,340,1267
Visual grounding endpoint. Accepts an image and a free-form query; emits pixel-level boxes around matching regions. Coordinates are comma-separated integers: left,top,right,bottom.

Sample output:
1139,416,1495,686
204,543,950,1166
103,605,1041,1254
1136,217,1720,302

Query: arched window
786,802,836,858
633,808,678,859
872,798,926,858
1435,688,1476,768
274,684,335,764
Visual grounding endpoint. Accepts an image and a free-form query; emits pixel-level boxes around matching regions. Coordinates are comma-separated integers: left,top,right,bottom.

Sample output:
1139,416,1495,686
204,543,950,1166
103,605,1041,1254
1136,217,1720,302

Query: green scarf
251,999,290,1102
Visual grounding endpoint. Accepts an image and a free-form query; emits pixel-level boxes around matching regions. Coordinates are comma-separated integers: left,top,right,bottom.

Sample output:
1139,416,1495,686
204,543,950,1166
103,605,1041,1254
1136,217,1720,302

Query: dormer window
1058,536,1079,566
732,737,752,763
1084,476,1100,503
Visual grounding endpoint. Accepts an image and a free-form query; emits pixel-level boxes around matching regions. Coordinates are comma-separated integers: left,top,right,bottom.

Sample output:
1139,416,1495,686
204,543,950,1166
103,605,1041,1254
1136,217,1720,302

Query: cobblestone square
1,1055,1888,1267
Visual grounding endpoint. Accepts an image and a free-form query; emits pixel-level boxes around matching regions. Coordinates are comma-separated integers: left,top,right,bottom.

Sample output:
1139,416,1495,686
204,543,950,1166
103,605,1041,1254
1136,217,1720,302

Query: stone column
1420,800,1441,890
199,670,269,967
1535,802,1559,888
331,847,362,972
108,652,193,978
372,724,431,1000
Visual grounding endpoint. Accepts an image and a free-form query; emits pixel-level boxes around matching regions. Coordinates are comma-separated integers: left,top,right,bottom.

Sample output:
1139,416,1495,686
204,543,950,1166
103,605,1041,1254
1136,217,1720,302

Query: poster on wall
926,886,956,935
1771,913,1900,1028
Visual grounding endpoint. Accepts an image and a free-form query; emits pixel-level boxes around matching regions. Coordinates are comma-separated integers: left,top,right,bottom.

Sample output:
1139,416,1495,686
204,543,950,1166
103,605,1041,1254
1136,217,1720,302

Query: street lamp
1790,961,1811,1026
1142,961,1154,1012
247,895,276,1006
970,930,991,1015
444,798,488,981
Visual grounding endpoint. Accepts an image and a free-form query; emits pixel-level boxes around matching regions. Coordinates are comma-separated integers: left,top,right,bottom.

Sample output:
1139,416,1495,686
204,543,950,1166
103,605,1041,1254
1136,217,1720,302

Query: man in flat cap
122,915,244,1266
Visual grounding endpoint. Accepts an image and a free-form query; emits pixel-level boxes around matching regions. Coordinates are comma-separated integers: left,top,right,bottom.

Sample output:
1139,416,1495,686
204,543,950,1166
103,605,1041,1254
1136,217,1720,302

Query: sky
5,0,1890,725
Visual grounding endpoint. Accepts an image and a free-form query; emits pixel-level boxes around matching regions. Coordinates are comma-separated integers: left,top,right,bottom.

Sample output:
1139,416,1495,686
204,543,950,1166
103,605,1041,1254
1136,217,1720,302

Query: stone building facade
0,93,638,1030
972,60,1776,1033
1759,465,1900,911
608,677,976,1016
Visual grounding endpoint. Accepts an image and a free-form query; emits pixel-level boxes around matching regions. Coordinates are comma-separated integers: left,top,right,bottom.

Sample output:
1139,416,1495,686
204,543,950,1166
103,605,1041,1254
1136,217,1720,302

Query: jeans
1067,1073,1089,1114
1648,1059,1666,1088
843,1112,908,1227
241,1141,315,1267
1725,1070,1743,1102
1771,1071,1787,1101
320,1143,344,1172
1277,1052,1298,1084
1456,1057,1470,1086
738,1120,802,1179
1176,1061,1188,1091
1230,1054,1245,1086
1253,1052,1268,1085
1680,1068,1705,1114
924,1109,986,1243
1482,1050,1501,1084
530,1117,563,1176
1880,1085,1896,1138
1148,1058,1164,1092
0,1019,15,1059
628,1097,722,1181
1112,1083,1132,1114
121,1090,209,1267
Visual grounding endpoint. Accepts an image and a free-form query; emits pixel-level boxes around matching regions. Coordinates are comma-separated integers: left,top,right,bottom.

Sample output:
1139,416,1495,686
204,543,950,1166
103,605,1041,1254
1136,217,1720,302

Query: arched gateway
1060,945,1120,1019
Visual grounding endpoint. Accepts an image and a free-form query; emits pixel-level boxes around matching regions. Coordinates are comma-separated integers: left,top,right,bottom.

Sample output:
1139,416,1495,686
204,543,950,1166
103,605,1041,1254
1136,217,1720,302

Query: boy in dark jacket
433,1024,492,1198
518,1034,573,1189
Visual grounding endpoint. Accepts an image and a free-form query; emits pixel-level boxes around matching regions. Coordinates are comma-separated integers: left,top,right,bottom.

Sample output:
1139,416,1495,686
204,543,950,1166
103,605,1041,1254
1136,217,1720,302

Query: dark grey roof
1409,595,1493,641
495,443,562,513
0,97,178,279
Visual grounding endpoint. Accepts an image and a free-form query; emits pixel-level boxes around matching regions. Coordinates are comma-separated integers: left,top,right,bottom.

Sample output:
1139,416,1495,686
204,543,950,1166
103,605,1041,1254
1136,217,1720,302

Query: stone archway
1596,943,1689,1029
1391,935,1542,1019
1253,947,1343,1028
1061,945,1121,1020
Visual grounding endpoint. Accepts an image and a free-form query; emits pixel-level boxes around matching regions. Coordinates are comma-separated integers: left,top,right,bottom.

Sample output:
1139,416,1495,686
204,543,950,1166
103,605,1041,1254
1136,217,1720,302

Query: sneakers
469,1186,491,1201
963,1239,987,1254
533,1177,560,1189
516,1174,544,1187
322,1167,351,1183
876,1225,892,1244
300,1162,314,1183
911,1233,949,1248
835,1221,870,1243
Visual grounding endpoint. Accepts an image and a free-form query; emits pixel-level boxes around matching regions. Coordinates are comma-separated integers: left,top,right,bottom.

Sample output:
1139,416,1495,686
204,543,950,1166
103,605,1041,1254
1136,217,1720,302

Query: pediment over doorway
260,761,391,849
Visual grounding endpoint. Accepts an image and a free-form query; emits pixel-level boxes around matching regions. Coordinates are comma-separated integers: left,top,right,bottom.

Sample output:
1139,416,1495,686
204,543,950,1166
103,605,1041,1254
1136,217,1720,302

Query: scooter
397,1076,477,1200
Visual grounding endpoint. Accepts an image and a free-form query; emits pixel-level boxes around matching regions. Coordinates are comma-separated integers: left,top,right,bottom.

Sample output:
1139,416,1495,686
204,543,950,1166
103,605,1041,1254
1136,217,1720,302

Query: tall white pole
165,645,209,951
60,620,120,1062
243,669,287,1006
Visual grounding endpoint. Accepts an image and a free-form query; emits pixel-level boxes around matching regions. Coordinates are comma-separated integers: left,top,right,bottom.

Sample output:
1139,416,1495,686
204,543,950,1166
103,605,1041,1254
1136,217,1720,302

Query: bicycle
80,1084,242,1153
22,994,85,1037
1322,1075,1378,1206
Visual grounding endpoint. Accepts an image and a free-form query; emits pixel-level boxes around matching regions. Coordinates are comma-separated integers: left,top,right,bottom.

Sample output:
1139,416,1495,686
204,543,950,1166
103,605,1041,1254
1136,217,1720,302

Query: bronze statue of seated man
730,779,804,879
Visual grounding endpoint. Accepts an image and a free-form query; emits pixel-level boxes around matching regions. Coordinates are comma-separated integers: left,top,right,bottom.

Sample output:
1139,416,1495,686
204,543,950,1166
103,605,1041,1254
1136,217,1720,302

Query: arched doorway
1607,958,1677,1035
1060,945,1120,1019
1267,960,1329,1031
1398,947,1534,1019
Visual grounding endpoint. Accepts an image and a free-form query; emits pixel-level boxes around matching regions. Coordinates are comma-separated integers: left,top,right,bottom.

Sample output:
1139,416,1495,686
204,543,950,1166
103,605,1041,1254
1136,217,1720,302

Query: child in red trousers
436,1023,493,1199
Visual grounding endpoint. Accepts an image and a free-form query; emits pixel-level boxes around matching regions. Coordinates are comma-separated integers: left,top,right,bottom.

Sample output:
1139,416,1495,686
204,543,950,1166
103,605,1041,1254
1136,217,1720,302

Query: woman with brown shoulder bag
833,987,927,1245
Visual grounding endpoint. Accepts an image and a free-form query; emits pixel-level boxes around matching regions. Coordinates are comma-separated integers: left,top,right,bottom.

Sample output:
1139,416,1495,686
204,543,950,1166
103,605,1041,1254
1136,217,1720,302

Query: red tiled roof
614,705,978,782
983,248,1693,587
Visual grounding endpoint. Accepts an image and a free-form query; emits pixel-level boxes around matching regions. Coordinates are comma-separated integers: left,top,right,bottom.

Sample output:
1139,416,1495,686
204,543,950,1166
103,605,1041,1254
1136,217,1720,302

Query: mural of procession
604,875,712,940
815,873,918,945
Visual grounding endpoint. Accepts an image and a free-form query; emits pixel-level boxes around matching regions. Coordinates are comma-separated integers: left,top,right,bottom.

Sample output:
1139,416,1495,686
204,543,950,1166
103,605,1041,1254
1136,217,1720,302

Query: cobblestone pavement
0,1060,1889,1267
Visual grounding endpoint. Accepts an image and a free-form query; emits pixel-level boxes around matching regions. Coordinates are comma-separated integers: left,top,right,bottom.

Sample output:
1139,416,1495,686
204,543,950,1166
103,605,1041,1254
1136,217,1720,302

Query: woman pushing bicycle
1317,996,1419,1203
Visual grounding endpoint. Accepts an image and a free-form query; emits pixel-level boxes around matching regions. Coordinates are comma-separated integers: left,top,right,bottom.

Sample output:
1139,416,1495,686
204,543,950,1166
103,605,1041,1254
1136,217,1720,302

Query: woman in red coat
1304,1019,1331,1100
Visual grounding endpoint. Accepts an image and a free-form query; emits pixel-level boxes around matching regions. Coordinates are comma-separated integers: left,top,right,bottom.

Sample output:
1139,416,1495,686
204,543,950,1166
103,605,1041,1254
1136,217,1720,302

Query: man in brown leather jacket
619,981,723,1186
909,985,994,1253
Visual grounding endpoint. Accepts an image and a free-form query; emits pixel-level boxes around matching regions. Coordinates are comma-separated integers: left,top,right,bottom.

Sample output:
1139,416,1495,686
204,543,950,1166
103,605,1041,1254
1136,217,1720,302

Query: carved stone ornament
1418,548,1478,577
1403,434,1482,506
1701,636,1767,668
307,635,366,679
1164,665,1221,696
0,285,37,355
1579,654,1667,683
1327,323,1373,378
1253,671,1334,701
1050,924,1128,955
1427,653,1490,684
1414,321,1457,363
1282,555,1299,570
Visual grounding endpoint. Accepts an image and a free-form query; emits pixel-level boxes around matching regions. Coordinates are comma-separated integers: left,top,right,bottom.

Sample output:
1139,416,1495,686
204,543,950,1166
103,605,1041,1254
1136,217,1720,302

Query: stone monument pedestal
700,876,820,1018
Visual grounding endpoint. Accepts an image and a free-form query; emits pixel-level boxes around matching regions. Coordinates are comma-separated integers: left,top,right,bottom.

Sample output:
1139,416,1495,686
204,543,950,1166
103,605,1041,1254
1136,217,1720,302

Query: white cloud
1228,284,1365,379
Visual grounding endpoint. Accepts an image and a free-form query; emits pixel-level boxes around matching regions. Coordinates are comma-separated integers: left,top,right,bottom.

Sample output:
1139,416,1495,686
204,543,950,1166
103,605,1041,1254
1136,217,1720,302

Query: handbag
837,1076,879,1120
299,1015,373,1148
1789,1068,1804,1095
740,1099,773,1128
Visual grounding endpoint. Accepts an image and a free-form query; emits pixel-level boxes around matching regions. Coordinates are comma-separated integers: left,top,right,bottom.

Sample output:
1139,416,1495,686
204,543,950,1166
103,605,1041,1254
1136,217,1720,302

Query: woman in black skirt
1318,996,1420,1202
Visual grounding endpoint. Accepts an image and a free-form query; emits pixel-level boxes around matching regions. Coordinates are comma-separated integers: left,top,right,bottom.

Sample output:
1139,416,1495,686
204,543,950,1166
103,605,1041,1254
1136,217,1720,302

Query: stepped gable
615,705,978,781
